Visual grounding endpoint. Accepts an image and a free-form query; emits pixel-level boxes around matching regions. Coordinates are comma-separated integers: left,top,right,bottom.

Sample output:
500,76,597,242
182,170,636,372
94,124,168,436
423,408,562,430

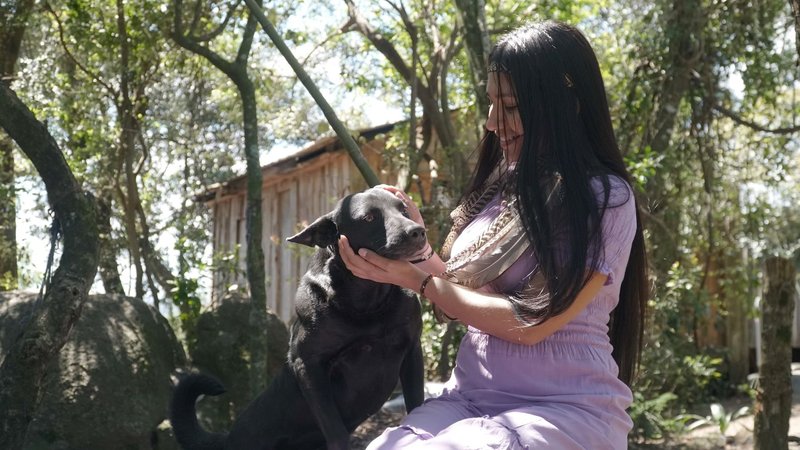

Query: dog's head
287,187,427,260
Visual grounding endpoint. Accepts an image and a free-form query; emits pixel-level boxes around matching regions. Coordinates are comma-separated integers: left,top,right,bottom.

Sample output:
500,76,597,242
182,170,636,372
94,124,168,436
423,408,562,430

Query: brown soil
349,409,404,450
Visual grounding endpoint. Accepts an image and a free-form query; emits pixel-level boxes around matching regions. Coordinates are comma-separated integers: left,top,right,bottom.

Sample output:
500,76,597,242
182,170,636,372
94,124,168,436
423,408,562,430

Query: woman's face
486,72,523,163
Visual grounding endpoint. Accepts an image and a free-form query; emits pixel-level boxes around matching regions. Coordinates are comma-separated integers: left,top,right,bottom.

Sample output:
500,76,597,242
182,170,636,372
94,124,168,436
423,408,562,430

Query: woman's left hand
374,184,425,228
338,235,428,292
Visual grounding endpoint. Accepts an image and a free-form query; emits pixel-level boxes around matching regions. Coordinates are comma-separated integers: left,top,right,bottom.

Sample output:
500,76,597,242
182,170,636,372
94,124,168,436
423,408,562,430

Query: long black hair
467,21,648,386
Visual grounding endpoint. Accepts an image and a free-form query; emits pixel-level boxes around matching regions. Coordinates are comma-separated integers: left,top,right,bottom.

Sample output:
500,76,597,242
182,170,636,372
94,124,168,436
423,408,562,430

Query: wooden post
754,256,795,450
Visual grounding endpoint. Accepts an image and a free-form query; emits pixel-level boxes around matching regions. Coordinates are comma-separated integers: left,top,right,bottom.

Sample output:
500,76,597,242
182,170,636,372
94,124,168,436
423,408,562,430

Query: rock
0,291,187,450
187,293,289,431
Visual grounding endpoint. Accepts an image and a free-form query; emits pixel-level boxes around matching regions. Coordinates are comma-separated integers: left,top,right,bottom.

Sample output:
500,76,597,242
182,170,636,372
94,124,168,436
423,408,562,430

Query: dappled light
1,0,798,448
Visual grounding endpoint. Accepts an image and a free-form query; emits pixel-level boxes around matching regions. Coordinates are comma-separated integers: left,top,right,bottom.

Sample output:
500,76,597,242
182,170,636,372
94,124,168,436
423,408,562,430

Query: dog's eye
400,205,410,218
363,213,374,222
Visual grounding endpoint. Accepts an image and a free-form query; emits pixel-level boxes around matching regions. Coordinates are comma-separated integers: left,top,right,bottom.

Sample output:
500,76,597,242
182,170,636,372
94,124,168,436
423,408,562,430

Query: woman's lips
499,135,522,146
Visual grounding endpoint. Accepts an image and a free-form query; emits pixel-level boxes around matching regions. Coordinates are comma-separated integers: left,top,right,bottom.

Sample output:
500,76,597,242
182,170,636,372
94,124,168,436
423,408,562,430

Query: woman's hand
338,235,429,293
376,185,425,228
374,185,434,263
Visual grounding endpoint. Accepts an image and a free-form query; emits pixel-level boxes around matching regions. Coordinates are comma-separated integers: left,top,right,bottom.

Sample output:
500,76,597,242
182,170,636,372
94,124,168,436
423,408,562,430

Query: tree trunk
436,321,461,381
0,133,16,290
0,0,35,291
0,84,99,449
117,116,146,298
646,0,705,178
725,283,750,384
454,0,489,120
235,68,270,397
96,193,125,295
754,256,795,450
790,0,800,59
724,245,749,385
342,0,457,150
115,0,147,299
641,0,707,279
172,0,269,396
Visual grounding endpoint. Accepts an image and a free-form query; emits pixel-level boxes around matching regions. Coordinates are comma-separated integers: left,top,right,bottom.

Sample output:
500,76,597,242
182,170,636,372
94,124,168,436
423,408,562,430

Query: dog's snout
409,225,426,239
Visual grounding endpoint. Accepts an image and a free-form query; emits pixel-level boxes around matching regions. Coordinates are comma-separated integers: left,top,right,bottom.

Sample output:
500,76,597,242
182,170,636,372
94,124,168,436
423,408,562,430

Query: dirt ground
349,365,800,450
350,409,404,449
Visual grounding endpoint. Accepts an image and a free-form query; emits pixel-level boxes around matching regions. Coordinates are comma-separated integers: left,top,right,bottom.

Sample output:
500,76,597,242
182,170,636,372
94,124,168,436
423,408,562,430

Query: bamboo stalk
244,0,380,187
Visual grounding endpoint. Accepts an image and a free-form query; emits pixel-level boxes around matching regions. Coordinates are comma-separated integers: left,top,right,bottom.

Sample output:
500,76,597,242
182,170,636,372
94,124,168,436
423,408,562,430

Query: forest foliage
1,0,799,444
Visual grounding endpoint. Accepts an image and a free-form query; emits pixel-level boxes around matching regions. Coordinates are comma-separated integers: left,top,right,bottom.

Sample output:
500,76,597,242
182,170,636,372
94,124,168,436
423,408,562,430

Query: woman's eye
363,213,374,222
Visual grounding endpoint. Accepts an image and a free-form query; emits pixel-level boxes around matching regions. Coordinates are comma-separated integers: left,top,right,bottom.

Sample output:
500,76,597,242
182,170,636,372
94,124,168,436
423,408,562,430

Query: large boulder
188,293,290,431
0,292,186,450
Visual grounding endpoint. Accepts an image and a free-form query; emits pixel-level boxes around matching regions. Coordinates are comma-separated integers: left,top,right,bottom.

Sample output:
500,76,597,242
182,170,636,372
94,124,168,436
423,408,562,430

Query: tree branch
172,0,236,75
790,0,800,61
340,0,455,148
234,0,261,68
190,0,243,42
44,2,118,99
713,104,800,134
342,0,413,82
638,203,678,250
0,83,98,449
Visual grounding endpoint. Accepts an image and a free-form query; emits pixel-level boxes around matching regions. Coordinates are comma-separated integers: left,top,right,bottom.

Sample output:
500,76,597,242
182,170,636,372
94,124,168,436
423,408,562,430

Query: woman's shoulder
588,173,634,209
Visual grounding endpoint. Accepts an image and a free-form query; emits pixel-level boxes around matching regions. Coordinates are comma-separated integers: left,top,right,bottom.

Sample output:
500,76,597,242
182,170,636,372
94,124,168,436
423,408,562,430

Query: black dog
171,187,426,450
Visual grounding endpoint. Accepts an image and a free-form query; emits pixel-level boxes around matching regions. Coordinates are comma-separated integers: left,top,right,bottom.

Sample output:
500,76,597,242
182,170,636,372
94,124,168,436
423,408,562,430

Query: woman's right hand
338,235,429,293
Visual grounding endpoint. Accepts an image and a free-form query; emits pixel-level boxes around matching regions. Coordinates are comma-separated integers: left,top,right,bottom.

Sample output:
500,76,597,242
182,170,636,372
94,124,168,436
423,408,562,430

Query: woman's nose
486,104,498,132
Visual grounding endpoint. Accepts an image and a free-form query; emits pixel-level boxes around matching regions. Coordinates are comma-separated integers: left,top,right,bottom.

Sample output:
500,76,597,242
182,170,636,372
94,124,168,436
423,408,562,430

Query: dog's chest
327,301,416,351
292,290,419,362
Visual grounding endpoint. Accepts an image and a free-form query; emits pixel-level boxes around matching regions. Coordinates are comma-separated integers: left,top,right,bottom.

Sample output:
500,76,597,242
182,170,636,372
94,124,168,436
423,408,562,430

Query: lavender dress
366,176,637,450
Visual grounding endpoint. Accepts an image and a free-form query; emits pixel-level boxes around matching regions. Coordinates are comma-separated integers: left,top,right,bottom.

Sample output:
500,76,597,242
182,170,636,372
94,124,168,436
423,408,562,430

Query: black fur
171,188,426,450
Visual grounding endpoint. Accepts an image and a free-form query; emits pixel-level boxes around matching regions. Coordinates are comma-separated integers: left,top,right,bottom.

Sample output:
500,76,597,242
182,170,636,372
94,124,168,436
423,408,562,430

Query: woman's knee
365,425,431,449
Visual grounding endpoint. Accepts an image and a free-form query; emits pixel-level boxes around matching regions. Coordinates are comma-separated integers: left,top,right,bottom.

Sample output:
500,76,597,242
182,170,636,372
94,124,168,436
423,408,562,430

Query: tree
609,0,799,425
0,0,35,291
454,0,489,119
791,0,800,59
342,0,469,191
0,83,99,449
244,0,379,186
171,0,269,396
754,256,795,450
46,0,176,304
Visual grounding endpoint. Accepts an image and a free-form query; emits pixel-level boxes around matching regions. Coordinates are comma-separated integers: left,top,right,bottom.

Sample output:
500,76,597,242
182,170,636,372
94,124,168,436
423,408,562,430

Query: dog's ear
286,215,338,248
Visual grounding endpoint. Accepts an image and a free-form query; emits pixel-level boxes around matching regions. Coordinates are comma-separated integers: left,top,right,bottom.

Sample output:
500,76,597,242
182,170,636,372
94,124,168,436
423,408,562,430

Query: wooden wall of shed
210,141,391,323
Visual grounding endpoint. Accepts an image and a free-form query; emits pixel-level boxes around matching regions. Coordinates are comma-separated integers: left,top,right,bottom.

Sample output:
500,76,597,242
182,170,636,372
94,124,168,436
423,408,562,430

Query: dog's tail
170,373,227,450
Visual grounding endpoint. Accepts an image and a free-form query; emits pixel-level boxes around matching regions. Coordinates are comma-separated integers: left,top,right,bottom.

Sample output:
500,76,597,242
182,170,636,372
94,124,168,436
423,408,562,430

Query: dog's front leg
291,357,350,450
399,340,425,412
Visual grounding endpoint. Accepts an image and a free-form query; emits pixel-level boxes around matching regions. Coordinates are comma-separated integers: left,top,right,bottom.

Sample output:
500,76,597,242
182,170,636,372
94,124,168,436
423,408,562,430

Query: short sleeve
589,176,637,286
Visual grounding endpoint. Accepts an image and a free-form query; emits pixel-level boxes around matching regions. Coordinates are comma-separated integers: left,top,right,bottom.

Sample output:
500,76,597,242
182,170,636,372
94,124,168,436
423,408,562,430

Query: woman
338,20,648,449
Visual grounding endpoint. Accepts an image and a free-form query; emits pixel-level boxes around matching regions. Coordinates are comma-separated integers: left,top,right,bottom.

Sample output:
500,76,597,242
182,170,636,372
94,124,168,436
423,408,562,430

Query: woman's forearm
422,272,607,345
337,235,606,345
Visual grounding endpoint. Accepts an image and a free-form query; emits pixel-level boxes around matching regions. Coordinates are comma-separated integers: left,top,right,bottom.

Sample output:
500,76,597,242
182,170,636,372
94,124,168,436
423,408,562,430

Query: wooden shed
199,123,403,323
